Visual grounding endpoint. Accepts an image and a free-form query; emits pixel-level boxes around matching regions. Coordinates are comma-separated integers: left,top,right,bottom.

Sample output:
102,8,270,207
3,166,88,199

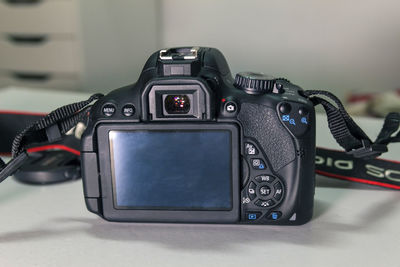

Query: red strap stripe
0,110,46,116
27,145,80,156
316,170,400,190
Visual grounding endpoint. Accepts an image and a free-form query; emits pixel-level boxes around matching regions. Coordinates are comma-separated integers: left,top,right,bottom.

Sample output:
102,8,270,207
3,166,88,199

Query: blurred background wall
0,0,399,101
160,0,400,100
79,0,159,92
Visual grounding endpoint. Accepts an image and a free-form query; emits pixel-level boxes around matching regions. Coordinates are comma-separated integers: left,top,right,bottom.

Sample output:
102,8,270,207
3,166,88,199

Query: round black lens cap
122,104,135,117
102,103,116,117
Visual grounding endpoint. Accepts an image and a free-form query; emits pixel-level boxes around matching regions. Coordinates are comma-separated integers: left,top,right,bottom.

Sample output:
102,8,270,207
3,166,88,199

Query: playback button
245,212,262,221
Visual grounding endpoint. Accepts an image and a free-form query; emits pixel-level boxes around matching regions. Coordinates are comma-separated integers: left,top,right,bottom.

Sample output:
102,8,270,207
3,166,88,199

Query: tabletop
0,87,399,267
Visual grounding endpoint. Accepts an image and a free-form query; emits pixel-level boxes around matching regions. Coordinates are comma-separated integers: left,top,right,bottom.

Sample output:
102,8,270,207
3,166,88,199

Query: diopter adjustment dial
234,72,276,95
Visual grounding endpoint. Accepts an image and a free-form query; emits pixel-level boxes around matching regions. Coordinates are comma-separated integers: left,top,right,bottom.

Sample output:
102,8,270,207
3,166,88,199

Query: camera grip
238,103,296,171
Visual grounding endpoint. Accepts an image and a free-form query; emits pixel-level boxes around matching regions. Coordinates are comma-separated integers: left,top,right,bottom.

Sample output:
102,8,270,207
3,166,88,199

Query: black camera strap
0,93,103,183
0,90,399,189
303,90,400,189
304,90,400,159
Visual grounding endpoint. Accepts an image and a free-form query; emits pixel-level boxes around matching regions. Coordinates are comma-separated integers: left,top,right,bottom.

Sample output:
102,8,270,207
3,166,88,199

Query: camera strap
0,90,399,189
304,90,400,159
0,93,103,183
303,90,400,189
315,147,400,189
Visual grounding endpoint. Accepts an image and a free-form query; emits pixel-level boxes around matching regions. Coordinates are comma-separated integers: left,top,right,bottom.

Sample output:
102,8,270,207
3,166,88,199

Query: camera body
81,47,316,225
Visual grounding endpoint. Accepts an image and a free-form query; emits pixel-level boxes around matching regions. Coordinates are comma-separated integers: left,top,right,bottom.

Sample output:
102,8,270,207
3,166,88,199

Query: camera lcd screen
109,130,232,210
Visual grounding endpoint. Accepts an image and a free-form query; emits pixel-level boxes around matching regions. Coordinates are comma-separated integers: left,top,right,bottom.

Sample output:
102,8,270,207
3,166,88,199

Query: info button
122,104,135,117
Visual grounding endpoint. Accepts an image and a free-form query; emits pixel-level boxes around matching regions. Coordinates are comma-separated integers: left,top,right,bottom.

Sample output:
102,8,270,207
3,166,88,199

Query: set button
259,186,272,197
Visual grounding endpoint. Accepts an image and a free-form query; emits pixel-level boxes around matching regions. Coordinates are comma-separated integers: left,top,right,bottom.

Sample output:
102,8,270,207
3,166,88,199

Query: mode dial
234,72,276,95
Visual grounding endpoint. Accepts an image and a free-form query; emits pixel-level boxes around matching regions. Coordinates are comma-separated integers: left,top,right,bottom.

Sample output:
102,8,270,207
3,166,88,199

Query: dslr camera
81,47,315,224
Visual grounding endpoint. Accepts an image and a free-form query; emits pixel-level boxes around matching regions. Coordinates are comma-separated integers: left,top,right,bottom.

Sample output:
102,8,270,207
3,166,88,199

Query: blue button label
282,115,290,121
248,213,257,220
289,118,296,125
272,212,278,220
301,117,308,124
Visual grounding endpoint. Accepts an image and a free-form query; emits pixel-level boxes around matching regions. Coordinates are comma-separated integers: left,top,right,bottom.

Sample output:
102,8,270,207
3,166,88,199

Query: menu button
102,104,116,117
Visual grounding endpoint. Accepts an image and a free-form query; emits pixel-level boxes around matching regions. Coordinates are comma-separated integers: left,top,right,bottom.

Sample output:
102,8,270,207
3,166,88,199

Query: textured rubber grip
238,103,295,171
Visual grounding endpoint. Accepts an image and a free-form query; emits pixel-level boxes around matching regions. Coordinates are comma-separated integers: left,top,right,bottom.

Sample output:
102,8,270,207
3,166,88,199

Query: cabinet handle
3,0,42,5
7,34,47,44
12,72,51,81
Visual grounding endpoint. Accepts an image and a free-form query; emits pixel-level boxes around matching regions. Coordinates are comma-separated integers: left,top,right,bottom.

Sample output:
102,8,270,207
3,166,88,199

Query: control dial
234,72,276,95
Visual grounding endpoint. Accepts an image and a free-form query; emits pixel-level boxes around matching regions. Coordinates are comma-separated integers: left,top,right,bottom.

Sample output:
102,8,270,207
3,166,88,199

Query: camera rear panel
81,46,316,225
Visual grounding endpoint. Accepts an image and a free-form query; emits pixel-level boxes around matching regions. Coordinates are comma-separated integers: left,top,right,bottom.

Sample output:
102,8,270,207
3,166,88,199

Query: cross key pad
247,175,284,208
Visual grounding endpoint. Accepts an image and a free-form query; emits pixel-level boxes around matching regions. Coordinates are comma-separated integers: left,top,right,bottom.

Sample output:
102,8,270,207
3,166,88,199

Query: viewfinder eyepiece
164,95,191,114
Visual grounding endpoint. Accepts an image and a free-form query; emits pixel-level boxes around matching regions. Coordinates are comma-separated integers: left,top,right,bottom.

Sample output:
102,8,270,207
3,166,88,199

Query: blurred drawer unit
0,0,78,34
0,0,159,92
0,70,78,90
0,0,81,90
0,37,79,73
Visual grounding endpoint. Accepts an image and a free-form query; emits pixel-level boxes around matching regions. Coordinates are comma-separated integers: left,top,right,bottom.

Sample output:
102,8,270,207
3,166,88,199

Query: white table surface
0,87,399,267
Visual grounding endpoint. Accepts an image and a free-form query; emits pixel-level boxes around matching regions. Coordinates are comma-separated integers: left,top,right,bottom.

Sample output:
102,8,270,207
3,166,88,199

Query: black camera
81,47,316,224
